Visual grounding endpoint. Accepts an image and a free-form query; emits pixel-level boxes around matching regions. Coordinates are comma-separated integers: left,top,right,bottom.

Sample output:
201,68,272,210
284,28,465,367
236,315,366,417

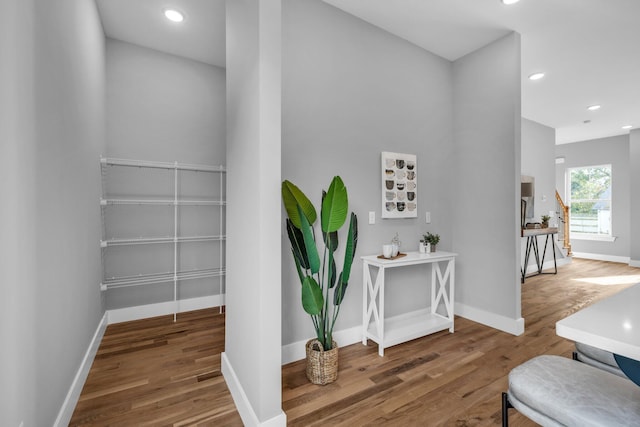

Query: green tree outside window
569,165,612,236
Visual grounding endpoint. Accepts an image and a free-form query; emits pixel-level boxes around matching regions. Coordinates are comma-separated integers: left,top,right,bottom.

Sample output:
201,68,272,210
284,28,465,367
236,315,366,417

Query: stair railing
555,190,572,255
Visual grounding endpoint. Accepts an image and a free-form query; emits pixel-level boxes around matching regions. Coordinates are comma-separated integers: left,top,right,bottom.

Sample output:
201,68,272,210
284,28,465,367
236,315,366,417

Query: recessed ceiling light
587,105,601,111
622,125,633,130
164,9,184,23
502,0,520,4
528,72,545,81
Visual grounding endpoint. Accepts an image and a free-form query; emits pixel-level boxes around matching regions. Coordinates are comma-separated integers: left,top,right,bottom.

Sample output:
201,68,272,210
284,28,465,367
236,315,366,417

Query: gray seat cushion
575,341,626,378
508,355,640,427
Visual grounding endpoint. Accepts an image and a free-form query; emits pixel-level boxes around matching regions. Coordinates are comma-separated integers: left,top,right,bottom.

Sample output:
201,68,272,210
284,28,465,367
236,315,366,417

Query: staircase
555,190,572,256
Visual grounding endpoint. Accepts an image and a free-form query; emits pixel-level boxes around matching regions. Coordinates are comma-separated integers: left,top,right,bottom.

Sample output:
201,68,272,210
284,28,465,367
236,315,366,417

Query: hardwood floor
70,309,243,426
283,258,639,426
72,258,639,425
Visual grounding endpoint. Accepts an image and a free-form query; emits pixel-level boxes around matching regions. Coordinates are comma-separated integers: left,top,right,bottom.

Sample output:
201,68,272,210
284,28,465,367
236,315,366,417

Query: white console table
361,251,457,356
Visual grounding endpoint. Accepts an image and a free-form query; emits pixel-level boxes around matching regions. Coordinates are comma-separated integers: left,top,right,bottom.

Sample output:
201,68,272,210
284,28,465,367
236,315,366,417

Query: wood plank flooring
69,309,243,426
283,258,639,426
72,258,640,425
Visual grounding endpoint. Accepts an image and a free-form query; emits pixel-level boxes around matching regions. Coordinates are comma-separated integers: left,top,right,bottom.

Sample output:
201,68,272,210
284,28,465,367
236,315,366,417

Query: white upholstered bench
502,355,640,426
573,341,626,378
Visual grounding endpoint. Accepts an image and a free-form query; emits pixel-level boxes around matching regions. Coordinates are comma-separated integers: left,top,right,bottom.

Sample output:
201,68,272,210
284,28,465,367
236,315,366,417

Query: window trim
567,164,613,238
570,232,616,242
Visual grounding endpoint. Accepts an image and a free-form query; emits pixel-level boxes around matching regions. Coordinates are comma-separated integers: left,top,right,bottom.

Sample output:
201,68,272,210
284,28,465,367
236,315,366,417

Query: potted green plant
282,176,358,385
423,232,440,252
541,214,551,228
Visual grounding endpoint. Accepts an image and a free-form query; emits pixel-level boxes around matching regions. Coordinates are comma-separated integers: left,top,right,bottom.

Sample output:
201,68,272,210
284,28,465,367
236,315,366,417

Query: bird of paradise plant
282,176,358,351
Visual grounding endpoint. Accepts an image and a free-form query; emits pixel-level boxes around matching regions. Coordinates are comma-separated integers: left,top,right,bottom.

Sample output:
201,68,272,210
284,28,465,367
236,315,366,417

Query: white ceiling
95,0,226,68
96,0,640,145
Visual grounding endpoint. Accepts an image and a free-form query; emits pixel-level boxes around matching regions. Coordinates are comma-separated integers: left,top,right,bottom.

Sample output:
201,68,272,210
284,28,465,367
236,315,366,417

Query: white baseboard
572,252,630,264
54,312,108,427
455,302,524,336
523,256,571,275
221,352,287,427
629,259,640,268
107,294,224,324
281,325,362,365
523,239,572,274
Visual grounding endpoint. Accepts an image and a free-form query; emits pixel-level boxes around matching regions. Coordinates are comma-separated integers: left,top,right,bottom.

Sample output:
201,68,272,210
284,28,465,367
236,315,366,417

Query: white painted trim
107,294,223,324
629,259,640,268
523,256,571,275
281,325,362,365
258,412,288,427
571,234,617,242
221,352,287,427
572,252,630,264
54,312,108,427
522,239,571,274
455,302,524,336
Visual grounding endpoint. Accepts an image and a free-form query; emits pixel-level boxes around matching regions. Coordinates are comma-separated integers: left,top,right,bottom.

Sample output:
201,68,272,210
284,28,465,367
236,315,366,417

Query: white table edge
555,284,640,361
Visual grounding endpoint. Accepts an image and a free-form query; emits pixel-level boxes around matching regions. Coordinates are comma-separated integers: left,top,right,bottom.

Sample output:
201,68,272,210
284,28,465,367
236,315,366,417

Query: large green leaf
321,176,348,233
323,230,338,252
328,252,337,289
282,180,317,229
321,190,339,251
341,213,358,283
298,205,320,274
301,276,324,315
291,248,304,284
286,218,309,270
333,272,347,306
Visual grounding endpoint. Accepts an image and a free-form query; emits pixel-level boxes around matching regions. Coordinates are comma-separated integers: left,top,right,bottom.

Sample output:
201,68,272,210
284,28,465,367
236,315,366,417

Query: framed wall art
381,151,417,219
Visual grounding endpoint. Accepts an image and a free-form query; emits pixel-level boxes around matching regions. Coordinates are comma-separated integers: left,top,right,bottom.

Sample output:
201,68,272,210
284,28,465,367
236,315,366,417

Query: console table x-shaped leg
361,252,456,356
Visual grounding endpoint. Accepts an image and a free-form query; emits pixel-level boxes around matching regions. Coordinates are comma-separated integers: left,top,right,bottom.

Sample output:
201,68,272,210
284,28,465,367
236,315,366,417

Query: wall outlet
425,211,431,223
368,211,375,225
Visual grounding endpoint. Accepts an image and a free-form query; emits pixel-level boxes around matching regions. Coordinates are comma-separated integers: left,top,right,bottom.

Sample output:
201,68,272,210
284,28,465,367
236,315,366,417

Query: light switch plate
425,211,431,223
369,211,375,224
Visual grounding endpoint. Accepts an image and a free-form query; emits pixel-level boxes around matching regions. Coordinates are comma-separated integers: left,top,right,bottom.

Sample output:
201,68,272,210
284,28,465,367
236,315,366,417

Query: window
568,165,612,239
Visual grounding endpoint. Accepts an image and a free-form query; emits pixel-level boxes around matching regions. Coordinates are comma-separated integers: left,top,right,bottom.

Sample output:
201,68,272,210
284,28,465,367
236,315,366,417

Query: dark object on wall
521,177,534,228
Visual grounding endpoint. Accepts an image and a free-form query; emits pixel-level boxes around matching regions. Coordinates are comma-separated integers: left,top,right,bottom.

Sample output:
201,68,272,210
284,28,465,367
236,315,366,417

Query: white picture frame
381,151,417,219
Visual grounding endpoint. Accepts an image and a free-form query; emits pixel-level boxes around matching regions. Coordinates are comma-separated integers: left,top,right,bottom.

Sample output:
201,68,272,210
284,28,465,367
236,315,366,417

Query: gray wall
631,129,640,265
104,39,226,310
521,118,558,266
1,0,106,424
452,33,522,323
522,118,556,220
106,39,226,163
555,135,630,258
1,0,37,424
282,0,454,345
225,0,284,423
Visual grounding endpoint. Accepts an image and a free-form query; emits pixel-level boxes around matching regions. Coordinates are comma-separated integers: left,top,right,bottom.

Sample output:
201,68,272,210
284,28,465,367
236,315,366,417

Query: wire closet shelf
99,157,226,319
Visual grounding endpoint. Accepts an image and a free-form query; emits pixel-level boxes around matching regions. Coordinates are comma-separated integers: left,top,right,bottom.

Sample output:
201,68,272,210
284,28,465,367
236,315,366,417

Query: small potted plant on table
423,232,440,252
541,215,551,228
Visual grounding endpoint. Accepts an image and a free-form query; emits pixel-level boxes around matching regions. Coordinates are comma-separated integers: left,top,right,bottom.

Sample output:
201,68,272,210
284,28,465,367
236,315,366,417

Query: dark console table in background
521,227,558,283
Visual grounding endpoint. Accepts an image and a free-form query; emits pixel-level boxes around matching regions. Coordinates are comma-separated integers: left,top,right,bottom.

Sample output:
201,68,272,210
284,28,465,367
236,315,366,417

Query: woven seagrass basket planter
305,339,338,385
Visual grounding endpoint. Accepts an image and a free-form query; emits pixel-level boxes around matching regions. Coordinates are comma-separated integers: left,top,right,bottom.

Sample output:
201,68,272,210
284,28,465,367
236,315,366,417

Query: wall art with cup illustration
381,151,417,219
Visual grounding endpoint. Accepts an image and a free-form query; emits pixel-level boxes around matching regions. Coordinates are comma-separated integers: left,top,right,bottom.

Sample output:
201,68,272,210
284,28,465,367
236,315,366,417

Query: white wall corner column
224,0,285,426
452,32,523,334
